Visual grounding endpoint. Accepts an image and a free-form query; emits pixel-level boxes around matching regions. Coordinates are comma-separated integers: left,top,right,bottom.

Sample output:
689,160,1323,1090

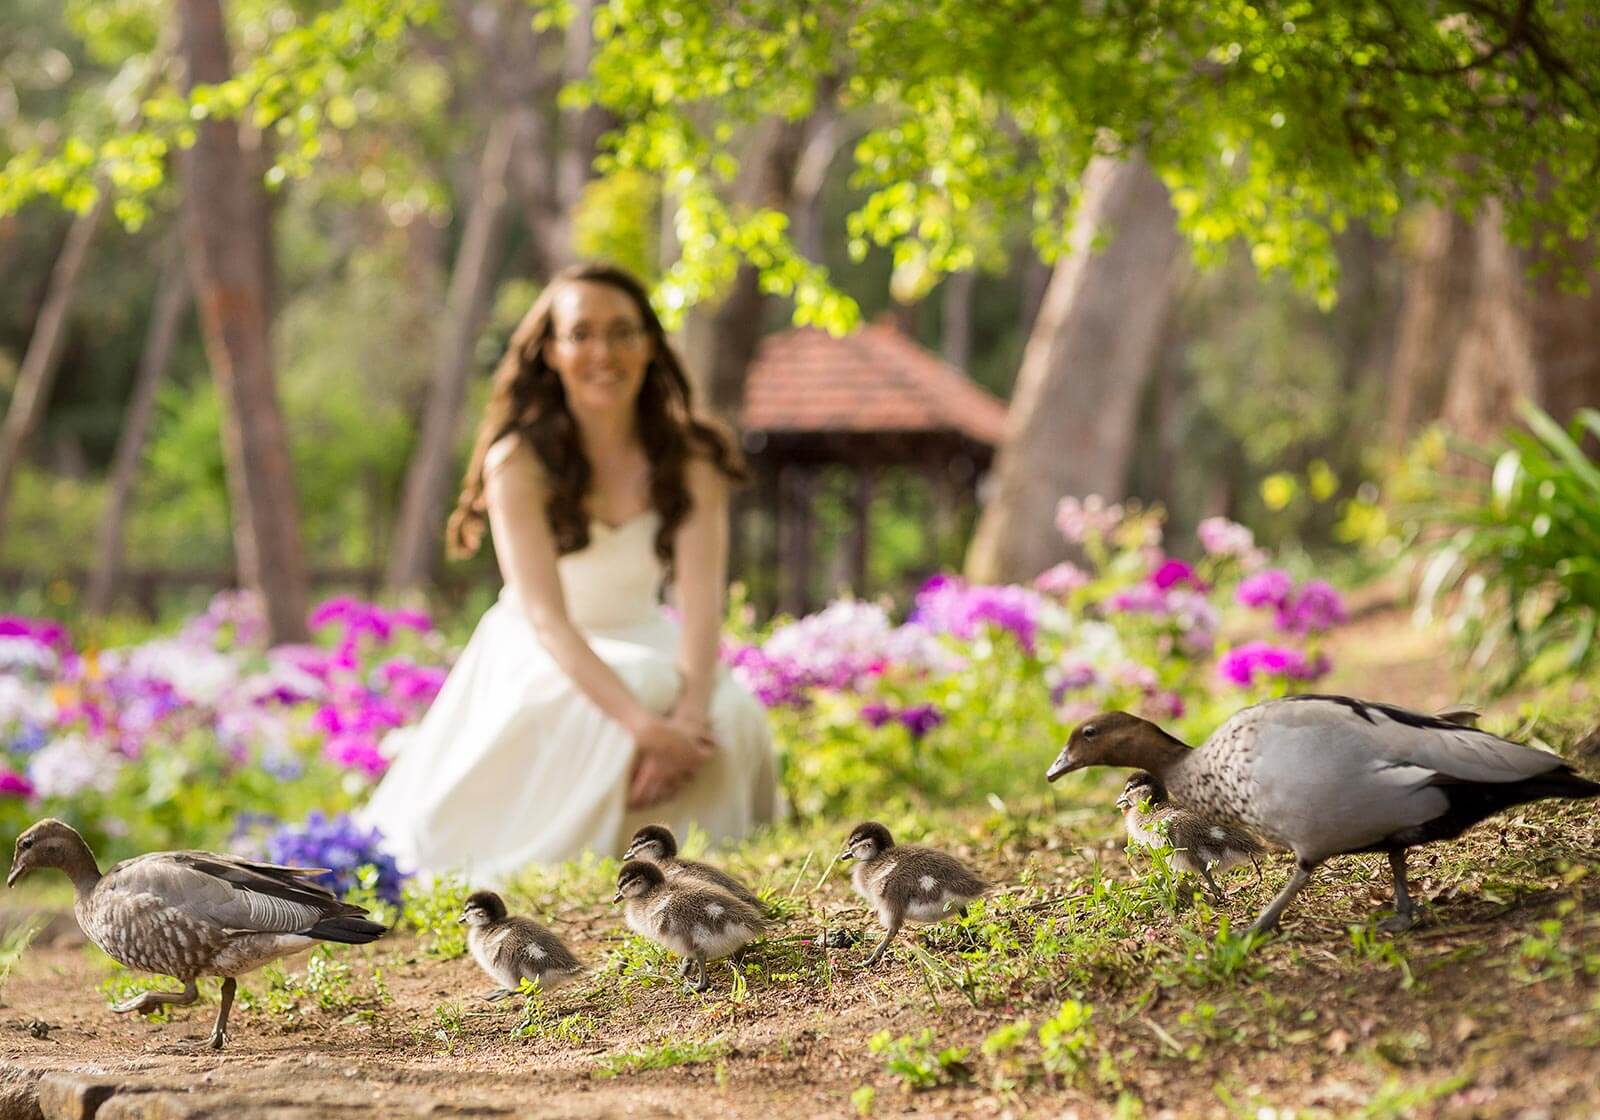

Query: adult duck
1046,695,1599,934
8,819,387,1048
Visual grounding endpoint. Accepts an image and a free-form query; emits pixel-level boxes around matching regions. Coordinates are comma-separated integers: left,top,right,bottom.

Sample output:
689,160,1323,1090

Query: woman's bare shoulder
485,433,542,482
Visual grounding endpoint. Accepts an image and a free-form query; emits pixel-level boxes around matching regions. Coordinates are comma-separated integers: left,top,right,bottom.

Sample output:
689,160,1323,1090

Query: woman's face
543,280,655,418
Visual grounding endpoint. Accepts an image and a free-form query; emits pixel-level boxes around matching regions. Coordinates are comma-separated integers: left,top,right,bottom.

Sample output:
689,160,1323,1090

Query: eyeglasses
551,324,649,350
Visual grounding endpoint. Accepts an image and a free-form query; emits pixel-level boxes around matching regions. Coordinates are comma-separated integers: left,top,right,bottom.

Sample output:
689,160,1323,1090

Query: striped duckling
1047,695,1600,935
840,822,990,967
1116,771,1264,902
459,890,583,1000
613,860,765,992
622,824,763,911
7,818,386,1049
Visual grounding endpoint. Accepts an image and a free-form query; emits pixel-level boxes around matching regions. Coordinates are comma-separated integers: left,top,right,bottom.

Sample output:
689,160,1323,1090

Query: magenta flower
1151,559,1203,591
1277,580,1347,634
1216,641,1330,688
323,732,389,777
0,615,70,652
860,701,895,729
913,576,1045,653
1236,569,1295,611
0,769,35,798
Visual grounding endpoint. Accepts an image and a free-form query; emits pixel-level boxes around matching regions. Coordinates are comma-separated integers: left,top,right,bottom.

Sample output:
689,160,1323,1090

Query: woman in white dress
363,263,781,882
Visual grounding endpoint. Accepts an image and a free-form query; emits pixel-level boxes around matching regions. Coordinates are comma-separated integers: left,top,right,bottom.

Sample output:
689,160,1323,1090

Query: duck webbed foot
481,988,518,1002
1375,849,1419,933
112,978,199,1016
861,920,901,968
685,956,709,993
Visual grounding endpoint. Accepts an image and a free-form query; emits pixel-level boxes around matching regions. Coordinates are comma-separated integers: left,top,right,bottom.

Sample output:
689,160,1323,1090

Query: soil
2,594,1596,1119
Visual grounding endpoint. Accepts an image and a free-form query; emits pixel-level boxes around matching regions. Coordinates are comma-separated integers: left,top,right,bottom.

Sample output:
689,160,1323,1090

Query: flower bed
2,499,1347,894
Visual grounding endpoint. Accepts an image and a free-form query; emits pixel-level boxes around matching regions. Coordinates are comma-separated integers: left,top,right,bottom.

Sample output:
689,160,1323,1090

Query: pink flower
1055,495,1123,544
1277,580,1347,634
0,769,34,798
1196,517,1255,558
323,733,389,777
1034,562,1090,596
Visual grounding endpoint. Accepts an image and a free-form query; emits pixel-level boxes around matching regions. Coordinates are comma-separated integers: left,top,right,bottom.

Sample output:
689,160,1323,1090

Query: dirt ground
2,594,1597,1119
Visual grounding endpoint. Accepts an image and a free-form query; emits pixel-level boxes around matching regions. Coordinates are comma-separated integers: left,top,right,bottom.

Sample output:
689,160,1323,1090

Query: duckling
1116,771,1264,902
1047,695,1600,934
459,890,583,1001
6,818,386,1049
839,822,989,967
612,860,764,992
622,824,763,911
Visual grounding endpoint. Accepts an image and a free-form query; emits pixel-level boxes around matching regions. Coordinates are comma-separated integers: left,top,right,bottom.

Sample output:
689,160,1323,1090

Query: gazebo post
779,464,815,616
849,464,874,597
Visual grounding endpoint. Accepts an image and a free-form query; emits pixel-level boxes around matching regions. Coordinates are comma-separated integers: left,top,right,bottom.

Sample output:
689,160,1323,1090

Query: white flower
112,638,241,705
0,637,57,675
0,676,55,726
27,734,120,799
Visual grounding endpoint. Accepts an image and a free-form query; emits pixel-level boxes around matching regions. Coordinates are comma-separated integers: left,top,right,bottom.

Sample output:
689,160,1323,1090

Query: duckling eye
19,838,32,850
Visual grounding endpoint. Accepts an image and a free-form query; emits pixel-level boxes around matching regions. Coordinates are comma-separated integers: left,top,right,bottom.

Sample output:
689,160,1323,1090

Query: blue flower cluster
264,811,408,904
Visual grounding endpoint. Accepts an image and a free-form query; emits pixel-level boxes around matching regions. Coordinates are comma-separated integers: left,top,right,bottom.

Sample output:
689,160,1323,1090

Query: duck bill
837,850,854,862
6,864,25,888
621,844,640,861
611,888,624,903
1044,756,1082,783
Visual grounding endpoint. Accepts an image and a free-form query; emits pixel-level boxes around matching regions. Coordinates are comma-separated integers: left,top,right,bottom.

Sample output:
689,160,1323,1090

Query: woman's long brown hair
445,263,746,574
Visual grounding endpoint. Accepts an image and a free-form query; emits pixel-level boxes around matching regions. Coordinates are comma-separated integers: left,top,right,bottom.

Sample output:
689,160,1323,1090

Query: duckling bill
1116,771,1264,902
459,890,583,1000
7,818,387,1049
1048,695,1600,935
840,822,989,967
612,860,764,992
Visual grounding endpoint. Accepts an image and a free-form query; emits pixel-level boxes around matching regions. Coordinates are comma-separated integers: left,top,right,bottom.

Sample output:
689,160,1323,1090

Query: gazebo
734,320,1008,616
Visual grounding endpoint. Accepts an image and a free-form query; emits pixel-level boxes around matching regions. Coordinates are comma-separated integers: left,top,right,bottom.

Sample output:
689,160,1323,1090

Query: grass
593,1034,729,1077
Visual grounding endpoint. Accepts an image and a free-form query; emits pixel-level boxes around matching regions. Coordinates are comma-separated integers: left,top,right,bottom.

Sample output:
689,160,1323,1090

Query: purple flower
1145,691,1186,720
8,722,49,755
860,701,895,729
1236,569,1295,611
897,703,944,740
1215,641,1330,688
264,811,407,903
1277,580,1347,635
911,576,1044,654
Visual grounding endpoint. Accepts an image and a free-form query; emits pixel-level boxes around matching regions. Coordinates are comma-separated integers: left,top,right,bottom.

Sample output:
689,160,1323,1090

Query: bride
362,263,781,882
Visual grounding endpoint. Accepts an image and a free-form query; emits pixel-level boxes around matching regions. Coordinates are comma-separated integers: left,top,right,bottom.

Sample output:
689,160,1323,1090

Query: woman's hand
627,714,714,809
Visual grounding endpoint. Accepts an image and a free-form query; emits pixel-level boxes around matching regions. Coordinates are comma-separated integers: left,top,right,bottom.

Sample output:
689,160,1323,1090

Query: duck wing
103,851,367,936
1267,696,1572,783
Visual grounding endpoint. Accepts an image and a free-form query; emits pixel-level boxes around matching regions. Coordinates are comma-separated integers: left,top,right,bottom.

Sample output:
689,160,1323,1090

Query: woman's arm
483,436,660,737
668,457,731,728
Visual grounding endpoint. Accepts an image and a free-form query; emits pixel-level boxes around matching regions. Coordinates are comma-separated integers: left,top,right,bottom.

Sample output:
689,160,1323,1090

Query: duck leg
481,988,518,1002
862,916,902,968
1247,858,1319,935
1199,864,1227,905
206,978,236,1050
687,955,709,993
1376,849,1418,933
112,978,198,1015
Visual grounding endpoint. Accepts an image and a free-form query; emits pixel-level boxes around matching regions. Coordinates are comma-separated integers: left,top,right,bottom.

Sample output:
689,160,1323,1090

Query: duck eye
1082,725,1098,740
20,838,32,850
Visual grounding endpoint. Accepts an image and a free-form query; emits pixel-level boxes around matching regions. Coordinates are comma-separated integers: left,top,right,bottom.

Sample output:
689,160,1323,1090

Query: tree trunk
941,269,976,371
177,0,309,643
386,115,516,591
0,193,109,530
679,115,812,422
86,238,190,613
964,156,1184,584
1387,201,1600,445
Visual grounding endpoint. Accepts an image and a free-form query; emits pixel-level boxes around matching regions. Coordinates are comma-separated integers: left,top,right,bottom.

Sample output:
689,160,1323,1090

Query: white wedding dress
361,511,781,883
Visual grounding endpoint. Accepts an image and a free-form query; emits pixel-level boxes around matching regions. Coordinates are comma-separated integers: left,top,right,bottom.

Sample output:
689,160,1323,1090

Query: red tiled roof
738,322,1009,445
